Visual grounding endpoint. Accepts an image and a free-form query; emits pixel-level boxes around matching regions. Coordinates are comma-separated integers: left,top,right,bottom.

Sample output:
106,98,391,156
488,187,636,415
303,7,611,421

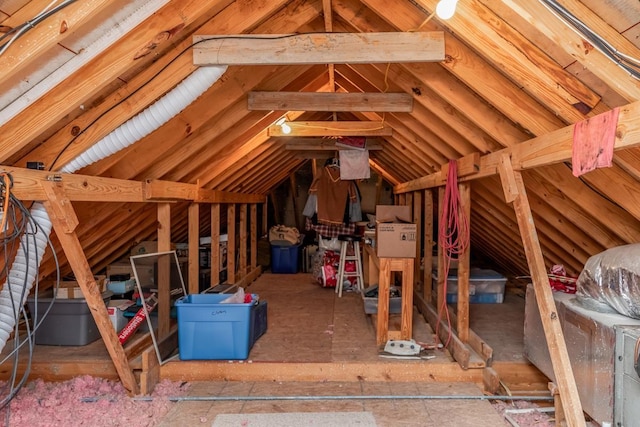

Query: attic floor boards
1,273,545,393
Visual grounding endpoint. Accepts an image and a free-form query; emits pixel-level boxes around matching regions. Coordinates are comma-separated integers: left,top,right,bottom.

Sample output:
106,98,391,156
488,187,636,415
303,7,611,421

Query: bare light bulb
281,123,292,134
436,0,458,20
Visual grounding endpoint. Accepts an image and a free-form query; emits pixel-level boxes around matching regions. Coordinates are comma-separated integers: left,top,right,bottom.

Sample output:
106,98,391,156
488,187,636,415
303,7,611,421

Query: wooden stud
413,190,423,292
423,189,434,304
436,186,446,323
239,204,248,279
210,204,221,288
250,204,258,269
188,203,199,294
456,182,471,343
157,203,171,339
227,204,236,284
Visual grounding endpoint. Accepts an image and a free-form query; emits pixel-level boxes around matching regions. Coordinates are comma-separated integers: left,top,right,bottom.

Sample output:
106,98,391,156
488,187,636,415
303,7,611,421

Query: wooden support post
457,182,471,343
41,182,138,395
423,189,434,304
436,186,446,322
210,204,220,288
413,191,422,293
375,173,383,206
239,204,247,279
289,173,301,232
262,201,268,236
157,203,171,339
499,157,585,427
188,203,199,294
250,204,257,269
549,382,567,426
227,204,236,284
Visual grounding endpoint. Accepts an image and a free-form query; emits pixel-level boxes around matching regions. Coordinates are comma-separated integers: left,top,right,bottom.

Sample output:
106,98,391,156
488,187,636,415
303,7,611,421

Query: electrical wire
48,31,354,171
539,0,640,80
0,0,79,57
0,173,61,417
435,159,470,349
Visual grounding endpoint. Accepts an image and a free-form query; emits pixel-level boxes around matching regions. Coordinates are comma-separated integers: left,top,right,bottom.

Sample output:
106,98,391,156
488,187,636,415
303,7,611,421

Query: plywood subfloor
2,272,541,389
156,380,507,427
245,273,439,363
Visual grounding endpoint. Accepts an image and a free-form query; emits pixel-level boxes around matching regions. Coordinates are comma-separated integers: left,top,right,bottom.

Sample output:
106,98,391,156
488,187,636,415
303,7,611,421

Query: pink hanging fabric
572,107,619,177
339,149,370,180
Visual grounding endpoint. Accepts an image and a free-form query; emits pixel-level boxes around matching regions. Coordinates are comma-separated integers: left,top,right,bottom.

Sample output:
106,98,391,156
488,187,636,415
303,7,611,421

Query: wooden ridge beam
268,121,392,137
248,91,413,112
395,101,640,193
284,137,383,151
194,32,445,65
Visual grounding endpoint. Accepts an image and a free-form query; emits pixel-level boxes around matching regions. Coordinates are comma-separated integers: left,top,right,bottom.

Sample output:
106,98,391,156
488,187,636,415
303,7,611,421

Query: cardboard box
375,205,412,223
108,299,135,332
107,259,154,287
375,205,416,258
376,223,417,258
54,275,106,299
130,241,176,265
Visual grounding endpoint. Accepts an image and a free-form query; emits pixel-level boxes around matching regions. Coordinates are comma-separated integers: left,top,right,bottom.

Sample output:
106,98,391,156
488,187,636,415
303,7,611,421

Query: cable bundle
0,172,59,415
436,160,470,348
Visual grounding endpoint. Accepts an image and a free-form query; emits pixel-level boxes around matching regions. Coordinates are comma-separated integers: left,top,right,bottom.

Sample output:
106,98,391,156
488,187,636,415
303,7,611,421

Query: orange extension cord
436,160,470,348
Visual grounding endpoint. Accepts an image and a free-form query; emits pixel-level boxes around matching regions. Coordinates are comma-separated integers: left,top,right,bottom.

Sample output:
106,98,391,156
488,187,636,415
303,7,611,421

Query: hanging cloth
572,107,619,177
339,149,370,180
310,166,351,225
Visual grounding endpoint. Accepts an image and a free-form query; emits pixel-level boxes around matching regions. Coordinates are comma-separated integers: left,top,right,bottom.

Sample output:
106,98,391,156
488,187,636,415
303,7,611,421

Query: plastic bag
319,235,341,251
220,287,253,304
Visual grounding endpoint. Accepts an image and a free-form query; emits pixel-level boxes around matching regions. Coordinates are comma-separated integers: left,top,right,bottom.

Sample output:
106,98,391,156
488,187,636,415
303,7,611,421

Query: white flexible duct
0,66,227,351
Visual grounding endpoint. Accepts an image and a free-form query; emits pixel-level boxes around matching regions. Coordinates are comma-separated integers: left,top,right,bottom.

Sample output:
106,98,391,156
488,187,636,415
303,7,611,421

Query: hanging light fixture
436,0,458,20
276,117,292,134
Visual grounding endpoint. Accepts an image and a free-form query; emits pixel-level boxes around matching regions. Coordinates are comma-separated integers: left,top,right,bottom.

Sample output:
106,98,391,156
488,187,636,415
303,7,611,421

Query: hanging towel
339,149,370,180
572,107,619,177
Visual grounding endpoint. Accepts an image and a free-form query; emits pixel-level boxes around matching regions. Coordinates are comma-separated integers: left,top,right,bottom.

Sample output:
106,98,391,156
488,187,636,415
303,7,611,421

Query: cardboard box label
376,223,417,258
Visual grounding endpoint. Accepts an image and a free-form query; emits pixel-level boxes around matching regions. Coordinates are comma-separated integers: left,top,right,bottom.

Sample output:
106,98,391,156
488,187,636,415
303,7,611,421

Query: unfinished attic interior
1,0,640,425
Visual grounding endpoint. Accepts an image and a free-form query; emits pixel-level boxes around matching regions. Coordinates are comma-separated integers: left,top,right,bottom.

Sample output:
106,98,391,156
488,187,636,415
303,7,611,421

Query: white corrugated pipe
0,66,227,351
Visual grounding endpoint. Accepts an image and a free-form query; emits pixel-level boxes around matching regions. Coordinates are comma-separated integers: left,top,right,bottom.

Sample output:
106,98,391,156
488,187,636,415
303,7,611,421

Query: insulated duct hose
0,65,227,352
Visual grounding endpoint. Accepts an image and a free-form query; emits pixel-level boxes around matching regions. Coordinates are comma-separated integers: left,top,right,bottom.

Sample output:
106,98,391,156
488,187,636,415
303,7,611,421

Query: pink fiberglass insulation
493,400,556,427
0,375,188,427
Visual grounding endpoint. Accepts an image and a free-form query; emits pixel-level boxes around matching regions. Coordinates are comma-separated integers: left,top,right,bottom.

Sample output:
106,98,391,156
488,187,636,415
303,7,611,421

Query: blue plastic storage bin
176,294,254,360
270,242,301,274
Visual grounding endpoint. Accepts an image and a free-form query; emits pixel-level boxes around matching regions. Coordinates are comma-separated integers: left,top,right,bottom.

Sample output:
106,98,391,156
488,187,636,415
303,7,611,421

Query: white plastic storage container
433,268,507,303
